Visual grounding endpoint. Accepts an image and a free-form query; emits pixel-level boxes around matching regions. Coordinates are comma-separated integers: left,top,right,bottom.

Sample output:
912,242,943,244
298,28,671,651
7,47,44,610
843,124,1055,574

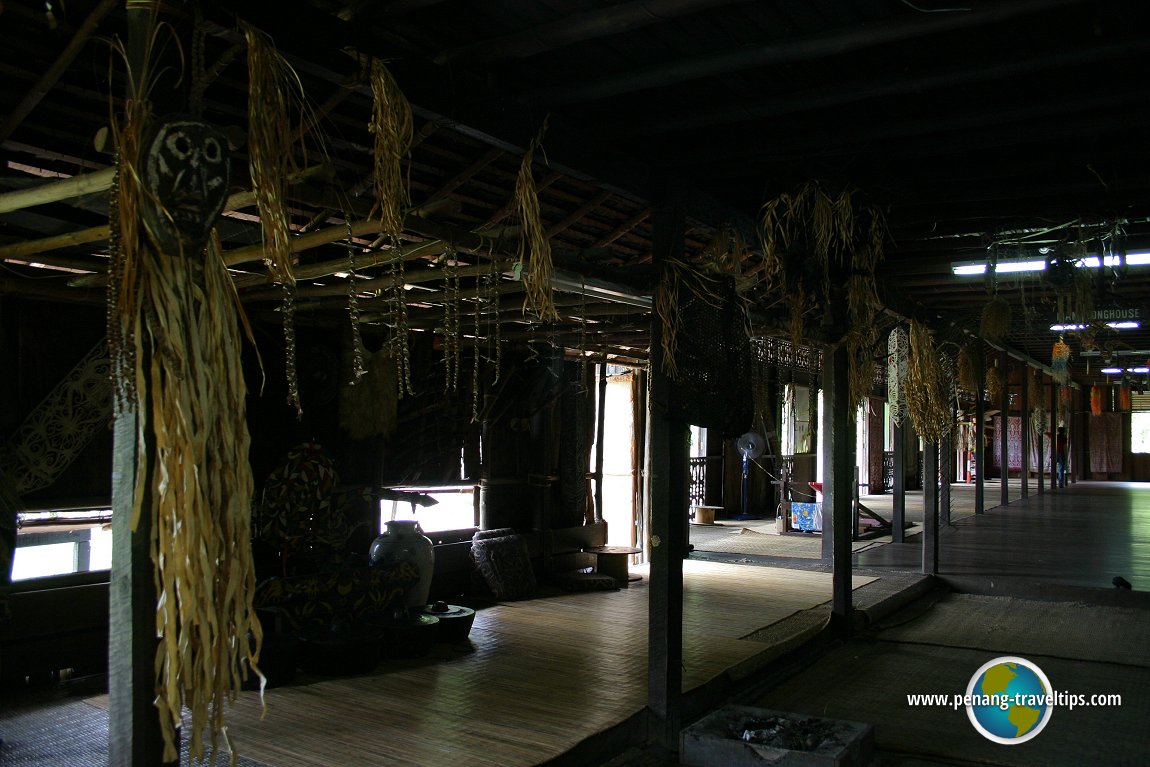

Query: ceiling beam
533,0,1093,105
434,0,748,64
0,0,118,144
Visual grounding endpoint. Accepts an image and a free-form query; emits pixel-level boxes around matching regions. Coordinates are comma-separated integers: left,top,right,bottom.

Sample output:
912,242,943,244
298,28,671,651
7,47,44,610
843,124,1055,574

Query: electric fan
735,431,766,520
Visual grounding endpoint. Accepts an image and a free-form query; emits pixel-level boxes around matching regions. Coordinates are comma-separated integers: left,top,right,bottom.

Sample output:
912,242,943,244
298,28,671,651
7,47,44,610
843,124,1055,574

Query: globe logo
966,656,1054,744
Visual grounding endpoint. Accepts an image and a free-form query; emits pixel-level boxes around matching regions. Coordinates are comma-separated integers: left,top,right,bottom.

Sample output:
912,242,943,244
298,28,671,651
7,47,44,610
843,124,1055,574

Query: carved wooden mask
142,117,230,255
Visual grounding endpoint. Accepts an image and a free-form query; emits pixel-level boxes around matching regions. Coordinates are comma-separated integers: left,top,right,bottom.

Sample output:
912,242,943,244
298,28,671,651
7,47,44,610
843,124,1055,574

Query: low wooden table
583,545,642,588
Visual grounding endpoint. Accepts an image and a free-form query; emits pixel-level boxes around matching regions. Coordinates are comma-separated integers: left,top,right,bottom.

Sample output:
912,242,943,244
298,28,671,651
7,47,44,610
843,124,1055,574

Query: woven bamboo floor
3,560,877,767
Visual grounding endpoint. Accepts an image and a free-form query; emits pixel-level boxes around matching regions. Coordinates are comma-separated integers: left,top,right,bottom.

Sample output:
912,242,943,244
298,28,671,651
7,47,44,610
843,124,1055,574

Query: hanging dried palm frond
980,296,1011,343
956,343,979,395
368,58,412,242
904,320,952,443
137,233,264,765
241,20,303,414
986,363,1003,403
240,21,298,285
654,258,725,380
888,326,909,427
515,118,559,321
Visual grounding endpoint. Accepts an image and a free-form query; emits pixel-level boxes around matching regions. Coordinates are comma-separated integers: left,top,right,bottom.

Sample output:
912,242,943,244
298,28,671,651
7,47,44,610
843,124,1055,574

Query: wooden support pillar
999,349,1010,508
1050,371,1058,490
820,342,853,629
922,440,939,575
940,420,952,527
594,362,608,522
646,180,686,748
1021,366,1030,498
1036,375,1045,495
891,421,905,543
109,407,172,766
975,350,986,515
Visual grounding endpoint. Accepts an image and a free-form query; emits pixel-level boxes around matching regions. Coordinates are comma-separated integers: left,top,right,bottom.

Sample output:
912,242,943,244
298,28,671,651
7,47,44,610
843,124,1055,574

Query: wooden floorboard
91,561,872,767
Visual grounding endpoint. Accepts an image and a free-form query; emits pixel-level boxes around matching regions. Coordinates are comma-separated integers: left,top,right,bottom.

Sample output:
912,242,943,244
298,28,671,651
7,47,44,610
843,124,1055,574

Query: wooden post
974,348,985,514
594,362,608,522
999,349,1010,508
940,418,952,527
1021,366,1030,498
892,421,905,543
1036,375,1045,495
646,180,686,747
922,440,939,575
1050,372,1058,489
820,342,853,629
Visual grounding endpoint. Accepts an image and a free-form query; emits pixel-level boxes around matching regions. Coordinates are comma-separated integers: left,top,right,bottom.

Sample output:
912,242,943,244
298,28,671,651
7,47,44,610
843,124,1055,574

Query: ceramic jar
368,519,435,610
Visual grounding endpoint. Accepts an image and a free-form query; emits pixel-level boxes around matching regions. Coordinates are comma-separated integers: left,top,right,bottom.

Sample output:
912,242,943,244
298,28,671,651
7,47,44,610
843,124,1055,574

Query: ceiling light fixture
953,250,1150,276
1049,321,1140,332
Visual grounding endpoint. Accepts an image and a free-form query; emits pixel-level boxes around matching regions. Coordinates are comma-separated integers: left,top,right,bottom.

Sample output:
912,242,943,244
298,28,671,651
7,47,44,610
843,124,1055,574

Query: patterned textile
253,564,419,631
471,533,537,600
1089,412,1124,474
790,502,822,532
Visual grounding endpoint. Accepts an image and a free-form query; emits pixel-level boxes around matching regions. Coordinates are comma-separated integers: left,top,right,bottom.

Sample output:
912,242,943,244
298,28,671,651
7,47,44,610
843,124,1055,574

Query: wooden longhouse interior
3,1,1150,765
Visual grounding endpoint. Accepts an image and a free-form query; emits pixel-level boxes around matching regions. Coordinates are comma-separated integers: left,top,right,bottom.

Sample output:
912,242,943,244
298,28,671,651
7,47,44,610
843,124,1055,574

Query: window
1133,393,1150,453
11,508,113,581
381,486,477,534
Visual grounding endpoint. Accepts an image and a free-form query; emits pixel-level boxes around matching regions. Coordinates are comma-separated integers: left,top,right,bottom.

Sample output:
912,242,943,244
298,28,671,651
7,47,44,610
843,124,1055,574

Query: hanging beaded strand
346,218,366,384
487,256,502,384
388,236,414,398
444,249,461,392
472,276,482,423
282,281,301,416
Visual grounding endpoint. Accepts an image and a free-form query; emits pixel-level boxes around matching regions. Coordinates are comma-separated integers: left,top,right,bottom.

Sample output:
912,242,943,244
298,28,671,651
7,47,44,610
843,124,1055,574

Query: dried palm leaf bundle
847,324,878,408
985,363,1003,403
515,118,559,321
1027,367,1043,407
888,326,909,427
654,258,725,381
368,58,413,242
904,320,953,443
956,343,979,396
979,296,1011,343
339,347,398,439
241,20,304,413
1051,338,1071,384
129,232,265,764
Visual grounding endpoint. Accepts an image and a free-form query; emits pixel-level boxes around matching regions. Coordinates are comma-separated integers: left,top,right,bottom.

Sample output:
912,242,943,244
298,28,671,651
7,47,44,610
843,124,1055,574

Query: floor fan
735,431,765,520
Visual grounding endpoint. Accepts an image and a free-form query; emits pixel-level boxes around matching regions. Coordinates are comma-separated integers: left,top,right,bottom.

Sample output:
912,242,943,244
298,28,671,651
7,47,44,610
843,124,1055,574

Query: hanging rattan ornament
1051,338,1071,384
956,343,979,397
980,296,1011,343
888,326,909,427
904,320,952,444
986,362,1003,403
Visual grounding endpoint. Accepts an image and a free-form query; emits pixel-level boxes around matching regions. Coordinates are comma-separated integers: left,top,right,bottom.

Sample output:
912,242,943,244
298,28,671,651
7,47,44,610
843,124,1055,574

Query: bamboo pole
0,167,116,214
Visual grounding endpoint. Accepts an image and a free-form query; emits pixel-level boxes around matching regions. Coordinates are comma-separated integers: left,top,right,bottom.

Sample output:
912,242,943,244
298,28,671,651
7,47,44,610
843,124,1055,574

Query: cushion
471,534,537,601
550,571,618,592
